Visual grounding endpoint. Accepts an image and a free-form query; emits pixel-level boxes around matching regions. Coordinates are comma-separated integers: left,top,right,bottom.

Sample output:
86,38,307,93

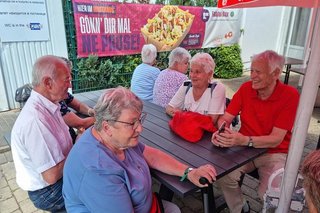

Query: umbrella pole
276,7,320,213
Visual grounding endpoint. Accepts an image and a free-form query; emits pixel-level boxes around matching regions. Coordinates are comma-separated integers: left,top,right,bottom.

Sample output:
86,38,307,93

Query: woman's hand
211,130,220,146
211,127,246,147
187,164,216,187
166,106,182,117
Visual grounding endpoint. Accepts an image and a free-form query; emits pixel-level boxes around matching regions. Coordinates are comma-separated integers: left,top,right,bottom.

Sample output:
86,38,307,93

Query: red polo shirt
227,80,299,153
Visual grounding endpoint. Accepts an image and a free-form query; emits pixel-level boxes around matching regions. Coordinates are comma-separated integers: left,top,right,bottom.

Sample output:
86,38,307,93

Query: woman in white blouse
166,53,226,125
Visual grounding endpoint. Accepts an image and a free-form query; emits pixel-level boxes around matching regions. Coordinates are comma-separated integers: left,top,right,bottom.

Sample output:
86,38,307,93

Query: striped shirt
131,63,160,101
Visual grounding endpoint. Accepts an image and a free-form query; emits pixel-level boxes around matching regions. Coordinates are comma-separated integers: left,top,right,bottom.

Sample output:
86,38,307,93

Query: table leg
201,183,216,213
159,184,174,201
284,65,291,84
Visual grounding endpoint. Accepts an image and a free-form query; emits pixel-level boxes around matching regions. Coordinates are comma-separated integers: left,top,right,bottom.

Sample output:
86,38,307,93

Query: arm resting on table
213,124,287,148
63,111,95,130
143,145,216,187
69,98,94,116
242,127,287,148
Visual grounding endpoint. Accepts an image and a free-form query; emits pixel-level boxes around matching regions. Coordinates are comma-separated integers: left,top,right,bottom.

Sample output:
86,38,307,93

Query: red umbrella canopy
218,0,319,8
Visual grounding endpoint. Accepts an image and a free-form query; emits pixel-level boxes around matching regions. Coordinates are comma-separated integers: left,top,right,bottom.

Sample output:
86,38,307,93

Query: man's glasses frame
107,112,147,130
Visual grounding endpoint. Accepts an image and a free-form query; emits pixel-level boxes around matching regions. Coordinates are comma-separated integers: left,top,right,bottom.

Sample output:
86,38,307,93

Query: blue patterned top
59,92,74,116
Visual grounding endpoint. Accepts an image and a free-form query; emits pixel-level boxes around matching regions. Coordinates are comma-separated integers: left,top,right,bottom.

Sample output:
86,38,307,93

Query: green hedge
75,44,243,92
209,44,243,78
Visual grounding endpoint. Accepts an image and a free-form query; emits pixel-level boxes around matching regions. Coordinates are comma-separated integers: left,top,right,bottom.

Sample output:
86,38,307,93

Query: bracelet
180,167,193,182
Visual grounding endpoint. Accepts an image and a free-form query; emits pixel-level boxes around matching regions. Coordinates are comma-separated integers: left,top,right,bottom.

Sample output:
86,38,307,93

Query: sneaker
241,201,250,213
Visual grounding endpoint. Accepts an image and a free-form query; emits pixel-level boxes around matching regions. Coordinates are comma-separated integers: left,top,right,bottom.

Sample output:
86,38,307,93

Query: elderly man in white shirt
11,55,73,212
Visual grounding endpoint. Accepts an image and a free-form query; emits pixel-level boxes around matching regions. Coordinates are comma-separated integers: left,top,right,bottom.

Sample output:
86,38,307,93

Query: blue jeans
28,178,65,213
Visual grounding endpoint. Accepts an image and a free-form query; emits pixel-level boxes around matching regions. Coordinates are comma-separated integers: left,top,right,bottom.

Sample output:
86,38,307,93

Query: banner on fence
72,0,243,57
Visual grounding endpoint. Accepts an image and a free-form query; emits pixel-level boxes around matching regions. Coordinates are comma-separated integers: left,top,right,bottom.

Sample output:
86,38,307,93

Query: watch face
248,137,253,147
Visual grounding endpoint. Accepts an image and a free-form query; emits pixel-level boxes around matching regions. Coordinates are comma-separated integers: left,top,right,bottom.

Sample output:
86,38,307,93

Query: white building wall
239,7,289,69
0,63,7,111
0,0,68,111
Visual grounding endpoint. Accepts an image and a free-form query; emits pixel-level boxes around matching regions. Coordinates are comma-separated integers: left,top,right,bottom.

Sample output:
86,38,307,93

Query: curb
0,145,10,154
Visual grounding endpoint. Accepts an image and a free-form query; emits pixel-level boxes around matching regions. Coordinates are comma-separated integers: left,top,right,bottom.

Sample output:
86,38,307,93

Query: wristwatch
247,136,253,147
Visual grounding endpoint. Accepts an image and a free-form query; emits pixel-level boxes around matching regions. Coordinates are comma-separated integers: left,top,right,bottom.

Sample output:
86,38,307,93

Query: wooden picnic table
74,89,268,212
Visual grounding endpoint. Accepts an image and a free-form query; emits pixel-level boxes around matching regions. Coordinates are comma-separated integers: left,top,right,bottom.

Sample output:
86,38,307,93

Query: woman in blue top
131,44,160,101
63,87,216,213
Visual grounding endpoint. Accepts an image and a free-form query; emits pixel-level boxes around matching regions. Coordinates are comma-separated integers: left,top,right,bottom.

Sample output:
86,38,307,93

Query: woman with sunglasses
62,86,216,213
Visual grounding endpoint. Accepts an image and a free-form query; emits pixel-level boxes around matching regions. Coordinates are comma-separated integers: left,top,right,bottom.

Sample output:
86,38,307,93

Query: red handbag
150,192,164,213
169,111,217,143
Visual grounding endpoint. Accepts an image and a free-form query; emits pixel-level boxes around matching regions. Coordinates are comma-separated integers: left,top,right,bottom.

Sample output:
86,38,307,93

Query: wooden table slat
73,91,267,200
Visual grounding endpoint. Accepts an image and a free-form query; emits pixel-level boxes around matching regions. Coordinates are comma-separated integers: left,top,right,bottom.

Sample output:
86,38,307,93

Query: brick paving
0,72,319,212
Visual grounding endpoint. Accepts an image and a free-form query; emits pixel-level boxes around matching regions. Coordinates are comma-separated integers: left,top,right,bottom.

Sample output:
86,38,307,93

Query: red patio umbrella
218,1,320,212
218,0,319,8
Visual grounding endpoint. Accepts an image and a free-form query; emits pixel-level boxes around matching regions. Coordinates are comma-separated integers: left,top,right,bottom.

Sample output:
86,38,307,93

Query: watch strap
248,136,253,147
180,167,193,181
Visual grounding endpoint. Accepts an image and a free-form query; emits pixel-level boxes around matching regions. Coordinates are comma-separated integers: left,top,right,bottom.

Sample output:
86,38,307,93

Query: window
290,8,311,47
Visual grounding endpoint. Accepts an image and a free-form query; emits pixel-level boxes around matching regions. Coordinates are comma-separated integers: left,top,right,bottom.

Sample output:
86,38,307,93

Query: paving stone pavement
0,72,319,213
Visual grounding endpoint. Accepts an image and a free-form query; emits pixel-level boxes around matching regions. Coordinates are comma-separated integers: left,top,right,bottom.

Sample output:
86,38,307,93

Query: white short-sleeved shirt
11,90,73,191
168,80,226,115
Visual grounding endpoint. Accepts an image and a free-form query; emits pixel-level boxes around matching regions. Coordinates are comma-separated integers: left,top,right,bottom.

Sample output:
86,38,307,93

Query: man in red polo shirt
211,50,299,213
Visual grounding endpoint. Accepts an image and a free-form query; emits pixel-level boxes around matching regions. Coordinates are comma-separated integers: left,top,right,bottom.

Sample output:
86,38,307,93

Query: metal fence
62,0,133,93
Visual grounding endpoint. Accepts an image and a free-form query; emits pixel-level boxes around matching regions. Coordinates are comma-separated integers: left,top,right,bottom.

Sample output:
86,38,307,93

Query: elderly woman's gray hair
141,44,157,64
190,53,216,74
168,47,191,68
94,87,143,130
251,50,285,73
32,55,68,87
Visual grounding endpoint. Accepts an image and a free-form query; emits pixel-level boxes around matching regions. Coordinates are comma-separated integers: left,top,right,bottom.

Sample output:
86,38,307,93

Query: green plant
155,51,170,70
109,55,141,88
75,44,243,92
76,55,115,91
208,44,243,79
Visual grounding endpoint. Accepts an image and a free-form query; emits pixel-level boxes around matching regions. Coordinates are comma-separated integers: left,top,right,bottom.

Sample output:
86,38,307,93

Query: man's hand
211,127,247,148
187,164,217,187
87,108,95,117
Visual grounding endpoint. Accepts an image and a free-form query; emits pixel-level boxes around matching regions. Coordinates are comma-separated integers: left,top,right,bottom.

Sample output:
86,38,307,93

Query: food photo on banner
72,0,243,57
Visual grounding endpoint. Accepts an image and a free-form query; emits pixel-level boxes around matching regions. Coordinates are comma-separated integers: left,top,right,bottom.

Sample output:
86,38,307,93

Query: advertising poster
73,0,243,57
0,0,49,42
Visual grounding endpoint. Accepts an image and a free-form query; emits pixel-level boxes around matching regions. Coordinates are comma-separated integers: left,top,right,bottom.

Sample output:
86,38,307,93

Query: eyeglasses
108,112,147,130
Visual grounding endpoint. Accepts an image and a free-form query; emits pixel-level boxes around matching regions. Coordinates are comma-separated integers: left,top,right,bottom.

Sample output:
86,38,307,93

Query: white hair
190,53,216,74
251,50,285,73
168,47,191,67
141,44,157,64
